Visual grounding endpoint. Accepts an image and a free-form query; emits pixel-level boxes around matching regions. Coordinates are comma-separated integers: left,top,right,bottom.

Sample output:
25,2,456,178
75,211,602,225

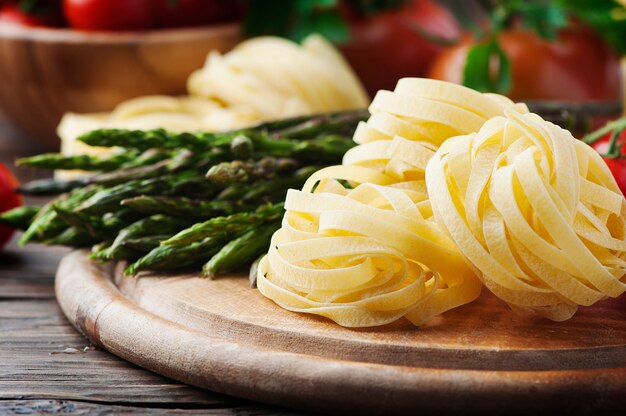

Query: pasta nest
426,111,626,321
258,79,530,327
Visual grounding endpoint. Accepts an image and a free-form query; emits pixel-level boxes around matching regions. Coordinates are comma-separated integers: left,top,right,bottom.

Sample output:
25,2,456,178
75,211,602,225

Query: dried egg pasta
426,111,626,321
258,79,532,327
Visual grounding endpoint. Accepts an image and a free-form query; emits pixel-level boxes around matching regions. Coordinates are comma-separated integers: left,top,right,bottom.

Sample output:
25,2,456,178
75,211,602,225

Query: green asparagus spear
76,176,176,215
88,160,171,186
91,215,192,261
16,150,176,197
0,206,41,230
93,235,169,262
203,221,280,278
206,157,300,185
44,226,98,247
238,165,319,202
215,166,318,202
78,128,235,151
120,236,168,255
78,113,360,157
163,203,284,246
256,109,369,138
121,196,240,217
20,186,101,245
229,135,253,159
18,152,222,197
86,149,208,186
268,110,369,140
255,134,356,162
125,236,226,275
17,178,88,196
19,207,61,245
77,110,366,151
120,148,173,168
53,205,103,238
17,151,138,171
53,204,133,239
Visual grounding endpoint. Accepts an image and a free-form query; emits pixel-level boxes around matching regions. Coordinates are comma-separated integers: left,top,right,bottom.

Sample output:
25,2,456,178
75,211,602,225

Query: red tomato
0,163,22,248
428,28,623,102
0,4,63,27
339,0,461,96
591,130,626,196
156,0,241,28
63,0,157,31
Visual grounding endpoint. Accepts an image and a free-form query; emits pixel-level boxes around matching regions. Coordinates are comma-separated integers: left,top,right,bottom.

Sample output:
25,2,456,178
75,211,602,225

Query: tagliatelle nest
257,78,626,326
257,79,533,327
426,111,626,321
257,181,482,327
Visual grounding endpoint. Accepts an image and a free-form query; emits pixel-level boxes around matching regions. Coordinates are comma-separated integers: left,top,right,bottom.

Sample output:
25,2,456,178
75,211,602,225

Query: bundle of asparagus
1,110,366,277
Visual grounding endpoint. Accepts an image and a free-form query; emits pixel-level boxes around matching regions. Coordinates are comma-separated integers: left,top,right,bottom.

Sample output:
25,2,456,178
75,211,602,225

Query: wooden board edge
55,250,626,415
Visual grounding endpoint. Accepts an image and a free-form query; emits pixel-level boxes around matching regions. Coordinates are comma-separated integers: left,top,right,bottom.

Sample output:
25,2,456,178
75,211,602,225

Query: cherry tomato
156,0,241,28
0,4,63,27
590,130,626,196
63,0,157,31
339,0,461,96
428,28,623,102
0,163,22,248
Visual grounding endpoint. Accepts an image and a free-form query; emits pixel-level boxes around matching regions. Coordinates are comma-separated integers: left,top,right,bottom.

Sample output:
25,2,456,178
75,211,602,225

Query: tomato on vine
428,27,623,103
62,0,157,31
583,117,626,196
0,163,22,249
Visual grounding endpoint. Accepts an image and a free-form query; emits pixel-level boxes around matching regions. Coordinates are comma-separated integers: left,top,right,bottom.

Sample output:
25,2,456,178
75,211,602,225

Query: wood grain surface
0,120,295,415
56,250,626,415
0,247,296,416
0,23,241,148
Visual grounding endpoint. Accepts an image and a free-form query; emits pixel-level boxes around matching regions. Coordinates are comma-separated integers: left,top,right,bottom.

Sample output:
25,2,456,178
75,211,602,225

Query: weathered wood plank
0,239,66,299
0,400,297,415
0,299,237,405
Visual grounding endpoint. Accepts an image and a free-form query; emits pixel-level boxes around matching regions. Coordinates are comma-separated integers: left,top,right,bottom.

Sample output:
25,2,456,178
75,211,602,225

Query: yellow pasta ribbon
257,78,530,327
426,111,626,321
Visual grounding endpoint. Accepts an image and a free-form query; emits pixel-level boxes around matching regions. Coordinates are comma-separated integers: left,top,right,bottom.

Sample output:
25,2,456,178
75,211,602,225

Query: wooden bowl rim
0,21,240,44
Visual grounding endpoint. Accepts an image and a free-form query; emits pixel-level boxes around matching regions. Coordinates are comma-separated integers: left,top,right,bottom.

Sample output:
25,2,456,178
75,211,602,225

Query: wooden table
0,116,298,415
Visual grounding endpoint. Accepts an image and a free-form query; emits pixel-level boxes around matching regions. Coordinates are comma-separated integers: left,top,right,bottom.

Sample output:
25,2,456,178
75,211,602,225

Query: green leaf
462,40,512,95
244,0,348,42
517,2,568,40
558,0,626,55
290,9,349,43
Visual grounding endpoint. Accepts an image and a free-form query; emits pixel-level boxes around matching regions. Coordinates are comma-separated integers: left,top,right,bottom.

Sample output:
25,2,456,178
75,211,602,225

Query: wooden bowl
0,23,242,149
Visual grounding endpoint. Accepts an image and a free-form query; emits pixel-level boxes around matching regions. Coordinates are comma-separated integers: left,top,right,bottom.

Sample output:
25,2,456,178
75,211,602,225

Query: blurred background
0,0,624,149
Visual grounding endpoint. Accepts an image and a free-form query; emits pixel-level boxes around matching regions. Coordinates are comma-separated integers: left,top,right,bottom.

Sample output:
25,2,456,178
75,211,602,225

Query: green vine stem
582,116,626,158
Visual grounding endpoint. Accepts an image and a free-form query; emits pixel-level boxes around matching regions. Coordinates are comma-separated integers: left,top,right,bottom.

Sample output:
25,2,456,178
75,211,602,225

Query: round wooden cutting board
55,250,626,415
